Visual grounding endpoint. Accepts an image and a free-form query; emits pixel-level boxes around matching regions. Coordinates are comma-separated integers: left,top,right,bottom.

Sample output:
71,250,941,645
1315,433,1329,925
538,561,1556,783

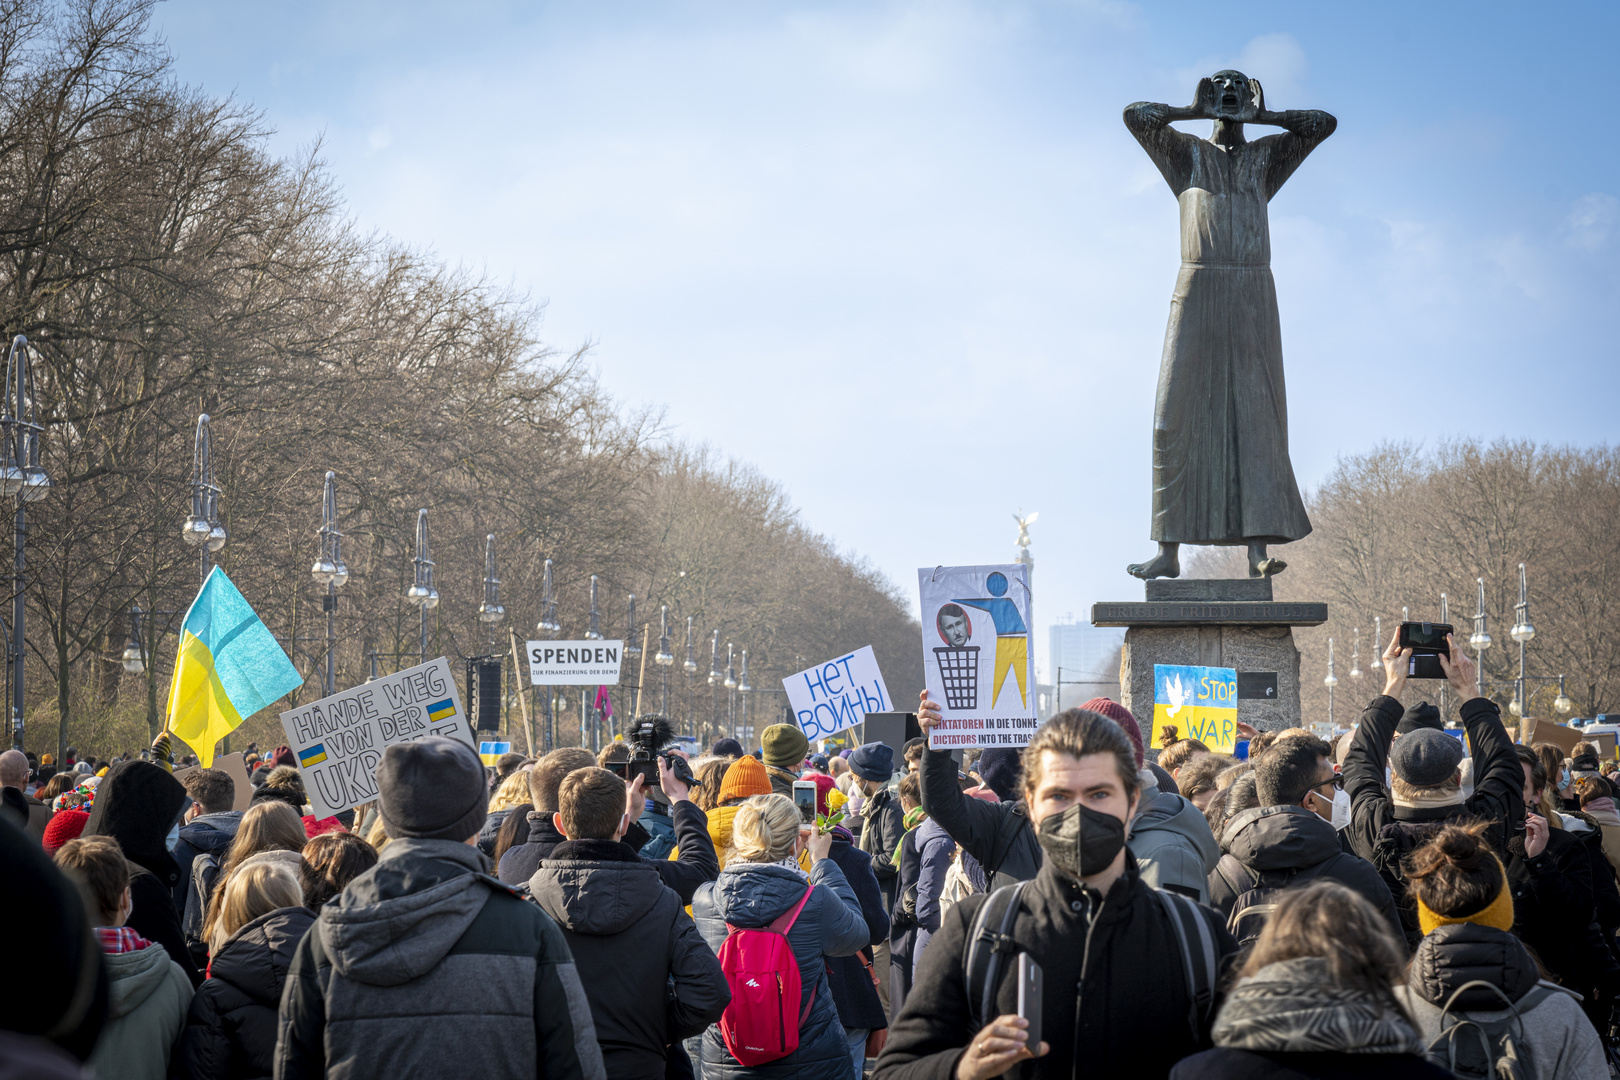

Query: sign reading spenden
279,657,474,820
526,640,624,685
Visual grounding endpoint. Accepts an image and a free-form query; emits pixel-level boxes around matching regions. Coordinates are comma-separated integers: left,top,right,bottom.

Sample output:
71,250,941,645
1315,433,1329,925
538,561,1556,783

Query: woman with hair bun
692,793,869,1080
1575,775,1620,880
1393,823,1605,1079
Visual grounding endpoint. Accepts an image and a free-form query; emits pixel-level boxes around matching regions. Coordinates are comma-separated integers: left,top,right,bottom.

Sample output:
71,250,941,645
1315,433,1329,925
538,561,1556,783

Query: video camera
610,715,698,791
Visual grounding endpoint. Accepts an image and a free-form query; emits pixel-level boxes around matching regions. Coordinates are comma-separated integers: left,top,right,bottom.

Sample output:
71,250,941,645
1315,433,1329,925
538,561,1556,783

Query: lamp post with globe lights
1324,638,1338,727
584,576,603,641
534,559,560,749
654,605,675,715
1349,626,1362,683
478,534,505,628
738,648,752,741
708,629,723,742
1,336,49,749
724,642,737,730
1371,616,1384,679
1471,577,1493,699
182,414,227,582
405,509,439,663
1509,563,1536,719
682,616,697,737
310,471,349,696
623,593,640,717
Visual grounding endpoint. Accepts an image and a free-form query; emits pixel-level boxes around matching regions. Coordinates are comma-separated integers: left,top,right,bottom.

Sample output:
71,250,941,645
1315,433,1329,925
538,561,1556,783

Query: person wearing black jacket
1342,633,1523,946
825,821,890,1078
172,904,314,1080
498,747,596,884
81,760,201,986
1210,736,1402,940
876,709,1238,1080
852,741,905,1021
530,767,728,1080
917,727,1041,889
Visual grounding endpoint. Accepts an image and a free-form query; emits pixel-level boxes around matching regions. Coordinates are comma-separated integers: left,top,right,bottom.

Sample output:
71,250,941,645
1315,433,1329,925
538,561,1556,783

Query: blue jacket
693,859,869,1080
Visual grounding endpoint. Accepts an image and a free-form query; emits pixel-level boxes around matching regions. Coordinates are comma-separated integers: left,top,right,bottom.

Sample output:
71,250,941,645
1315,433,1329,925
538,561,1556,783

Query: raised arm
1254,108,1336,198
1122,100,1198,194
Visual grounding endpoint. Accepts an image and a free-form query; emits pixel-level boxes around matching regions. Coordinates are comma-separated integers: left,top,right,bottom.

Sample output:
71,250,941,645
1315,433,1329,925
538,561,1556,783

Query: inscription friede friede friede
1091,601,1327,625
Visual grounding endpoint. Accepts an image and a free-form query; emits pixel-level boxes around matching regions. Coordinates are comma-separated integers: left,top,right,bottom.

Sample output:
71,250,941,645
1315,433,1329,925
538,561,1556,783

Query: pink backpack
717,884,817,1066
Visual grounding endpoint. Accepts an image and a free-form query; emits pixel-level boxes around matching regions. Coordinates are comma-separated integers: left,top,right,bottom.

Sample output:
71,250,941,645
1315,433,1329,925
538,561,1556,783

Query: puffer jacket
911,816,955,974
86,937,193,1080
637,799,677,861
1209,805,1401,938
918,746,1039,887
275,837,605,1080
499,800,720,904
173,906,314,1080
532,838,728,1080
1395,922,1606,1080
497,807,567,883
693,858,870,1080
1130,787,1221,903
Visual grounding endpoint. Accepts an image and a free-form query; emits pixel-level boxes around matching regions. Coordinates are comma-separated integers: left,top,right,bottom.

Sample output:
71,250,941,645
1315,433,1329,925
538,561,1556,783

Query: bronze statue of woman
1123,71,1335,580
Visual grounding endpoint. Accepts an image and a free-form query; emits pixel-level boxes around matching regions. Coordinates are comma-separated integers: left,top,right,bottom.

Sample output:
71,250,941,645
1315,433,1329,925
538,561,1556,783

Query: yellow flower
827,789,847,811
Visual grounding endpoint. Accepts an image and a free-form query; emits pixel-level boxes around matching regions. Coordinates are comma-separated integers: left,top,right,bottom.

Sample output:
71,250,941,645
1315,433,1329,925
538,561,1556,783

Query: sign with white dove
1153,664,1238,754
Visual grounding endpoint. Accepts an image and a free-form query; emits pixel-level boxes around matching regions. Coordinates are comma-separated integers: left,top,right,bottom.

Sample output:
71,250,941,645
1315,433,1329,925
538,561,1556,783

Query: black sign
1238,672,1279,700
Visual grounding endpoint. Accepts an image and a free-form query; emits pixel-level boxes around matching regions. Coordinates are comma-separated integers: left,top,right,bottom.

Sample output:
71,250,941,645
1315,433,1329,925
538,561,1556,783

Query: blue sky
160,1,1619,682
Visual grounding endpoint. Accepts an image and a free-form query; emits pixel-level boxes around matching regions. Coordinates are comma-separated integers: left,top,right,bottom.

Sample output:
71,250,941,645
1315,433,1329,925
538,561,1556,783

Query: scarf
1213,957,1419,1055
1584,798,1620,828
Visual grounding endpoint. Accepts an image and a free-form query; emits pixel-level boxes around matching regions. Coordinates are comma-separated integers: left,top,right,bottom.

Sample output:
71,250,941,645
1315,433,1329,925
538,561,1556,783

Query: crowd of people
3,632,1619,1078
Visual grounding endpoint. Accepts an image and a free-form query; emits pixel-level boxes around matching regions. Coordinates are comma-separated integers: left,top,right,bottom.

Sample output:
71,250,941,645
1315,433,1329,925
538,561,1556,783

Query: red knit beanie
43,808,89,854
1080,697,1144,769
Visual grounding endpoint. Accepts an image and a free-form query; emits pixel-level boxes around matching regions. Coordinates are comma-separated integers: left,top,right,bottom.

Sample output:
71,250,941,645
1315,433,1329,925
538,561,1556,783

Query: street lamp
738,648,752,738
312,471,347,696
623,595,640,659
121,608,145,675
1349,626,1362,681
654,605,675,714
1471,577,1492,700
1371,616,1384,675
584,576,603,640
2,335,49,750
406,508,438,661
683,617,698,676
478,534,505,624
183,414,226,580
1510,563,1534,718
1555,675,1574,716
536,559,560,637
1324,637,1338,727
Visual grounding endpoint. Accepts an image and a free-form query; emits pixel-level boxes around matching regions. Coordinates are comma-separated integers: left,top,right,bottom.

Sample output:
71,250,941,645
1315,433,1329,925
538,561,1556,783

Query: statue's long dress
1125,110,1332,546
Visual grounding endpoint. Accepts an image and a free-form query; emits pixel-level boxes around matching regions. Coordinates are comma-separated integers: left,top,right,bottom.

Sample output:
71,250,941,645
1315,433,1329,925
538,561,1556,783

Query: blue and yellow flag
167,568,304,767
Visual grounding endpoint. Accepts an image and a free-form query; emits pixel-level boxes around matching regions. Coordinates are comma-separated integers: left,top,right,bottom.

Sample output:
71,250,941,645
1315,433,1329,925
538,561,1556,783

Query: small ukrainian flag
427,699,456,722
298,743,328,768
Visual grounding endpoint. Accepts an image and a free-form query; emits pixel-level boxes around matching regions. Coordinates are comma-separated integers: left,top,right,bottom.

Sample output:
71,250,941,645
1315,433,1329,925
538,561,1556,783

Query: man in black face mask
874,709,1238,1080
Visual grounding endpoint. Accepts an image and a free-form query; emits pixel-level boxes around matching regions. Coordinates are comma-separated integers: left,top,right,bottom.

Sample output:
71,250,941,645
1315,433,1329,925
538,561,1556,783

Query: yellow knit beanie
1416,854,1515,936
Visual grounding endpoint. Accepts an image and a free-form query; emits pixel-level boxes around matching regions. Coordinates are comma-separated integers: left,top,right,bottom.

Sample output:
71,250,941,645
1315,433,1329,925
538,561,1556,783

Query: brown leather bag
857,949,887,1058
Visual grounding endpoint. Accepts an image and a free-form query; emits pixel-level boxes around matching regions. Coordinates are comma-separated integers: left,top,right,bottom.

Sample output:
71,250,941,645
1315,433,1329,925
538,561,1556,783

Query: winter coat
917,746,1040,887
1396,922,1606,1080
889,826,923,1014
10,788,50,845
692,858,870,1080
172,906,314,1080
498,801,720,905
1505,824,1619,1017
82,760,201,985
1172,956,1445,1080
275,837,606,1080
476,807,514,858
1561,811,1620,942
875,854,1239,1080
1342,694,1523,946
531,838,728,1080
172,811,241,914
1580,798,1620,880
910,817,954,976
767,765,801,800
1130,787,1221,903
85,938,193,1080
637,799,677,861
859,786,907,904
824,827,889,1033
497,808,567,883
1209,805,1402,939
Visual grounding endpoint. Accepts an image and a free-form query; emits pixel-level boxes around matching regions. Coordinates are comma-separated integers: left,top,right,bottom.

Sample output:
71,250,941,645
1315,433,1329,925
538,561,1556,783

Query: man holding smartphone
874,708,1237,1080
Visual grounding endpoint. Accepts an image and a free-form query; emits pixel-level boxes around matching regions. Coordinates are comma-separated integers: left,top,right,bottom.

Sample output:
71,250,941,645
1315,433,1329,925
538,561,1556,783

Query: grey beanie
1389,728,1465,788
377,736,488,841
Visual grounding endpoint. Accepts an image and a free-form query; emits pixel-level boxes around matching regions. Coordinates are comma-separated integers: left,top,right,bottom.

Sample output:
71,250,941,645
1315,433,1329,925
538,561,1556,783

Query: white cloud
1565,192,1618,251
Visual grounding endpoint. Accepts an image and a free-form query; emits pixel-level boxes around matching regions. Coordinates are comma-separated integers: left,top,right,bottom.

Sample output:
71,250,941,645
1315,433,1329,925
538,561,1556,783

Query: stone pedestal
1092,579,1327,755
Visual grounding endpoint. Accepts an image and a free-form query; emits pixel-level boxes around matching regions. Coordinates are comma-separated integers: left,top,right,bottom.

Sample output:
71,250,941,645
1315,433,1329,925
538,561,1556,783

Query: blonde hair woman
207,855,304,954
477,767,534,857
691,794,868,1080
199,801,306,951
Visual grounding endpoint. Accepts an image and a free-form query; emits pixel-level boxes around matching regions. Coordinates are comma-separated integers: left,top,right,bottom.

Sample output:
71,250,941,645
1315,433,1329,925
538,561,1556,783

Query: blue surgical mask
1561,765,1571,788
165,824,180,852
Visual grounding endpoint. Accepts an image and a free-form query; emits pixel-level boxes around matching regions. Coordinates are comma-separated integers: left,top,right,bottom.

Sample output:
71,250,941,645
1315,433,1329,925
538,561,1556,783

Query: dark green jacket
274,838,604,1080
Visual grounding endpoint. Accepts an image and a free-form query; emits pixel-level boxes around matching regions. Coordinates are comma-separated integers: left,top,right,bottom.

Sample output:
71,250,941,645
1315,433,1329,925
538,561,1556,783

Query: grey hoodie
1129,785,1221,903
275,837,605,1080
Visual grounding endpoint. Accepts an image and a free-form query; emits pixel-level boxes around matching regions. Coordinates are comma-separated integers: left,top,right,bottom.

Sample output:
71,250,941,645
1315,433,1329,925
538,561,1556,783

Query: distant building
1046,618,1124,717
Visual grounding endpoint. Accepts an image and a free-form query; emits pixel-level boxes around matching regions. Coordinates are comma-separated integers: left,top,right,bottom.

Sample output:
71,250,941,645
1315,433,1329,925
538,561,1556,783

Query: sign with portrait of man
917,563,1037,750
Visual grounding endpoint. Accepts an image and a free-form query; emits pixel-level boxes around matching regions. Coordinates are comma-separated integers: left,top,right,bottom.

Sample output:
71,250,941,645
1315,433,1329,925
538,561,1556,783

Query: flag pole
509,628,534,756
635,622,651,716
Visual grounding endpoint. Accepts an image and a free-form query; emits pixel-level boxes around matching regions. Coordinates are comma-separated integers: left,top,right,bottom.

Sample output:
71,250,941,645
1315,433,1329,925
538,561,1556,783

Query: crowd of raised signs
3,634,1619,1079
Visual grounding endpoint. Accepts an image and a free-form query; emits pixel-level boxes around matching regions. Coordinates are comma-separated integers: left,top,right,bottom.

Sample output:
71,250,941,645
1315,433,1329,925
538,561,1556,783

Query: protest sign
479,740,512,766
526,640,623,685
918,563,1037,750
1153,664,1238,753
279,657,474,820
172,750,254,811
1522,716,1582,756
783,646,891,739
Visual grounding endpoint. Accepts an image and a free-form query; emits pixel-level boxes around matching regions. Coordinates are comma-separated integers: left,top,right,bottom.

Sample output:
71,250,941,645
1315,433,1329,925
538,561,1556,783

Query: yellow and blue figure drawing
1153,665,1237,754
950,571,1030,711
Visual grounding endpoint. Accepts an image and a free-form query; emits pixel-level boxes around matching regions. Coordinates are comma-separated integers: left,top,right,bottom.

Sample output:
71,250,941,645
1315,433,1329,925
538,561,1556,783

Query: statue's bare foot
1250,556,1286,577
1128,548,1181,580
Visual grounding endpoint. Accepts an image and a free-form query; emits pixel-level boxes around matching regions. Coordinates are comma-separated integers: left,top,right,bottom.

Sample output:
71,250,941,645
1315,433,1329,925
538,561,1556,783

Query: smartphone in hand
792,780,817,828
1017,953,1042,1051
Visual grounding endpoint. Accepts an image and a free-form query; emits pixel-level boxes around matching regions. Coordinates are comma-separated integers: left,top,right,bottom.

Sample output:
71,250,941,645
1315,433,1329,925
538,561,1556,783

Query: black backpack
962,881,1217,1040
1423,979,1561,1080
1216,854,1340,948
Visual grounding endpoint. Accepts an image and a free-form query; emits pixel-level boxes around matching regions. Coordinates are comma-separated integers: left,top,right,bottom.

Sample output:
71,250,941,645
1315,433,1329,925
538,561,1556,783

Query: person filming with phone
1341,627,1525,947
874,709,1238,1080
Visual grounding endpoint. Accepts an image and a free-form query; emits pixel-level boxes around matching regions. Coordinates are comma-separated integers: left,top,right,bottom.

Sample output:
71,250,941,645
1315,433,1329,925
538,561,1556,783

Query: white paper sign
783,646,891,739
278,657,475,820
526,640,624,685
918,563,1037,750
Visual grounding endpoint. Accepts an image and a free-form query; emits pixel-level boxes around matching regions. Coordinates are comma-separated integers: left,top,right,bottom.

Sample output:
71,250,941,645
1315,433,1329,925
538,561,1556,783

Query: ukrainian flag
427,699,456,722
167,568,304,767
298,743,328,768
